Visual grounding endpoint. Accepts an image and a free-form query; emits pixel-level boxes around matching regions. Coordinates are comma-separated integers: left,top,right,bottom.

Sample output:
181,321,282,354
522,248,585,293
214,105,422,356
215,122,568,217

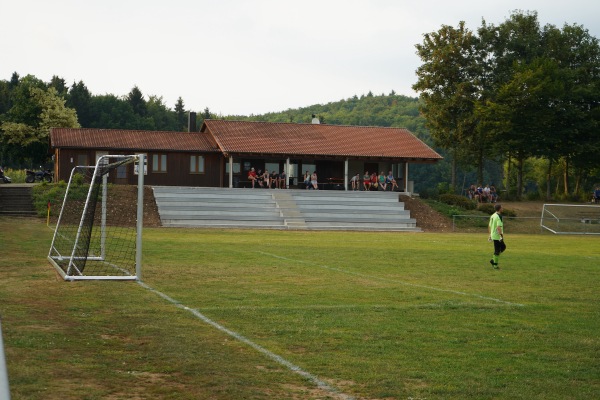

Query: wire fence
452,214,600,235
452,215,545,234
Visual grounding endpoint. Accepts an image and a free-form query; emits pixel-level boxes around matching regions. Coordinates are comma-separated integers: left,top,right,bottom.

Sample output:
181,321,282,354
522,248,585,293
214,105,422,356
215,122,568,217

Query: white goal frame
48,154,145,281
540,203,600,235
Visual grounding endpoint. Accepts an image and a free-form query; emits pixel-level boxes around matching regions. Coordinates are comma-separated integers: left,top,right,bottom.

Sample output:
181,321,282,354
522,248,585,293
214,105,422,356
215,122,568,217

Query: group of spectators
248,167,401,191
467,184,498,203
247,168,288,189
350,171,399,192
302,171,319,189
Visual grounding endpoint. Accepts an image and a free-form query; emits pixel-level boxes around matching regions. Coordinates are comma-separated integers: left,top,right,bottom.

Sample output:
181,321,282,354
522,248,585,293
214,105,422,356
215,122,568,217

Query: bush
438,193,477,210
478,203,517,217
4,168,27,183
478,203,496,215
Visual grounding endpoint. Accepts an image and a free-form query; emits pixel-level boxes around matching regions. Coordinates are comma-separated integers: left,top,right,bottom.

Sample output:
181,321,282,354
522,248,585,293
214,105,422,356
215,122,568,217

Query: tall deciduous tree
416,10,600,199
413,21,481,190
1,86,79,165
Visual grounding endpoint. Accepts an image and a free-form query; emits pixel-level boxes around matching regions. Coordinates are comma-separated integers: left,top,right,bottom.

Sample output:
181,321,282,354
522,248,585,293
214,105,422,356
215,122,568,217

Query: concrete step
151,186,420,231
0,185,37,216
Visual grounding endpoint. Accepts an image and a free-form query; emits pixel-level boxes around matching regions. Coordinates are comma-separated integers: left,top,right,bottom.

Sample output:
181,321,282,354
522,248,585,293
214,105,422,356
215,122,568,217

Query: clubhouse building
50,119,442,192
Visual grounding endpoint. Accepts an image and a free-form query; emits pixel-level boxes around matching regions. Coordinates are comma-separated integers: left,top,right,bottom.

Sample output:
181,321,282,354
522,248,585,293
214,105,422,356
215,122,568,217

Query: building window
190,155,205,174
225,161,240,174
77,154,88,166
116,160,127,178
152,154,167,172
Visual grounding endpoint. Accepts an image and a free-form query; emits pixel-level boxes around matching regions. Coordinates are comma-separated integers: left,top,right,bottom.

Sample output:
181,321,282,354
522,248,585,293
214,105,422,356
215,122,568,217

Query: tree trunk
451,149,457,193
477,147,484,189
546,159,553,201
563,158,570,195
505,153,512,198
516,153,524,200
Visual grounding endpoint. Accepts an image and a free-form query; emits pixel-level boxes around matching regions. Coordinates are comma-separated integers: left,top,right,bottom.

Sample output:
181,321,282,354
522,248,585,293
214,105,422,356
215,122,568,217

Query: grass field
1,216,599,399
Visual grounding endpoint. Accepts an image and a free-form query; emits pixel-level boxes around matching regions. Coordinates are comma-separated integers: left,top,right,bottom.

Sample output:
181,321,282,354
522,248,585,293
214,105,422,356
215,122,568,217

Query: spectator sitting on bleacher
490,184,498,203
475,184,485,202
256,170,264,188
304,171,311,189
386,171,398,191
248,168,257,188
378,172,387,191
270,170,278,188
363,171,371,191
351,173,360,191
311,171,318,190
370,172,378,190
279,170,287,189
483,185,491,202
467,184,476,200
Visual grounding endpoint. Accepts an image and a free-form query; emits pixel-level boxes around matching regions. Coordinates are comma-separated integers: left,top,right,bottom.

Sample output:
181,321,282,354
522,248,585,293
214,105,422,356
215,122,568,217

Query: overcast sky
2,0,600,116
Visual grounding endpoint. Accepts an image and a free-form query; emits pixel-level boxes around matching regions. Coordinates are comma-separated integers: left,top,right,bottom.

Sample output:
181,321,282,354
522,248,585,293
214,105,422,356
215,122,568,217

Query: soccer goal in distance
48,154,145,281
540,203,600,235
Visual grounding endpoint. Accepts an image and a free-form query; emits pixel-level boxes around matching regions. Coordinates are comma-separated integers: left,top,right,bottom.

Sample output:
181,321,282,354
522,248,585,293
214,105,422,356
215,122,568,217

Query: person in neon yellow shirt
488,204,506,269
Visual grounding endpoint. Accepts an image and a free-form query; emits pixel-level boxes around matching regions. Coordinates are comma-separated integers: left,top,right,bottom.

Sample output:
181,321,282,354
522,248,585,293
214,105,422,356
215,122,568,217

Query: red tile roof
51,122,442,162
202,120,442,161
50,128,220,152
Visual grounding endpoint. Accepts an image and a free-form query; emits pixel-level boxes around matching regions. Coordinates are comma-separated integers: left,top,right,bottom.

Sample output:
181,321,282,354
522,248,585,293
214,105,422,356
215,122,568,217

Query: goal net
48,154,144,280
540,203,600,235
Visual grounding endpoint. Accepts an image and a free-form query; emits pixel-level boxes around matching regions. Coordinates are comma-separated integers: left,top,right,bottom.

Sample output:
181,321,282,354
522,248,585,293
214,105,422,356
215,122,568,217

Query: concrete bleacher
152,187,421,232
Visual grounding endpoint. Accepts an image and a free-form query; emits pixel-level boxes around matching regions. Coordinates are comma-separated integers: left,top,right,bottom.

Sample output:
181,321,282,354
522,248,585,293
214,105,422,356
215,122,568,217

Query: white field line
136,281,354,400
258,251,525,307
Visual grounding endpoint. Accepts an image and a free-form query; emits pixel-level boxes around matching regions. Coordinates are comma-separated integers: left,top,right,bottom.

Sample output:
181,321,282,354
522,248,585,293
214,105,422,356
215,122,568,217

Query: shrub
477,203,517,217
447,207,462,217
478,204,496,215
438,193,477,210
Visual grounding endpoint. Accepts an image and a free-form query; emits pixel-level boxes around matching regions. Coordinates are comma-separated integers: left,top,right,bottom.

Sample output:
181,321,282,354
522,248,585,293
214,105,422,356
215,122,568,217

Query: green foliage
438,193,477,210
0,76,80,166
414,10,600,198
236,92,429,137
31,178,92,216
3,168,26,183
477,203,496,215
477,203,517,218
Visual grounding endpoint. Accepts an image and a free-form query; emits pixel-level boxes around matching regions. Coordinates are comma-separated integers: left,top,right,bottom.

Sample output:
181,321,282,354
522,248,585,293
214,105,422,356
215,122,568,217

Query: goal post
540,203,600,235
48,154,145,281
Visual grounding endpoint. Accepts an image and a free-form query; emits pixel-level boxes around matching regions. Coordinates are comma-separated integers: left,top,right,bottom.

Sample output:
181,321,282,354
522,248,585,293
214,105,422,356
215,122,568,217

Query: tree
412,10,600,199
174,97,186,131
126,85,147,116
147,95,178,131
66,81,92,127
89,94,141,130
543,23,600,197
49,75,68,96
413,21,481,191
1,86,79,166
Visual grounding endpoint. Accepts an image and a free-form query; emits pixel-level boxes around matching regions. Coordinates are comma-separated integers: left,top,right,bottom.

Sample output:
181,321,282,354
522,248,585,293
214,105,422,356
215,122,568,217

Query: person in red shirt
248,168,257,188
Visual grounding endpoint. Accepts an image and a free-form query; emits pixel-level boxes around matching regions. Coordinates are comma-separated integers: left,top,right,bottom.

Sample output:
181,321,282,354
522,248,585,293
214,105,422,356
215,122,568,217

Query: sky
3,0,600,116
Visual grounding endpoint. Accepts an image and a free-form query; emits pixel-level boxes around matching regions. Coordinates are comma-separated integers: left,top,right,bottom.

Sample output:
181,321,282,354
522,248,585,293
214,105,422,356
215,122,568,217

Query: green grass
1,217,599,399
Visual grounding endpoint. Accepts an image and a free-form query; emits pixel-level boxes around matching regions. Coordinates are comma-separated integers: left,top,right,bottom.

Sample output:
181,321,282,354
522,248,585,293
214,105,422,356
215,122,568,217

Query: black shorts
493,239,507,255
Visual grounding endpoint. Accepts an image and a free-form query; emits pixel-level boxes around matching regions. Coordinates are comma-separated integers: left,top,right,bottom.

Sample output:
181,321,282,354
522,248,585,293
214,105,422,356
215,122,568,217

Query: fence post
0,318,11,400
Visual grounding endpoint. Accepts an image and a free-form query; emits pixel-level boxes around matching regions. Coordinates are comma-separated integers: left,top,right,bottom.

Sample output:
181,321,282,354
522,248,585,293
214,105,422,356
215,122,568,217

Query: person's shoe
489,259,494,268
